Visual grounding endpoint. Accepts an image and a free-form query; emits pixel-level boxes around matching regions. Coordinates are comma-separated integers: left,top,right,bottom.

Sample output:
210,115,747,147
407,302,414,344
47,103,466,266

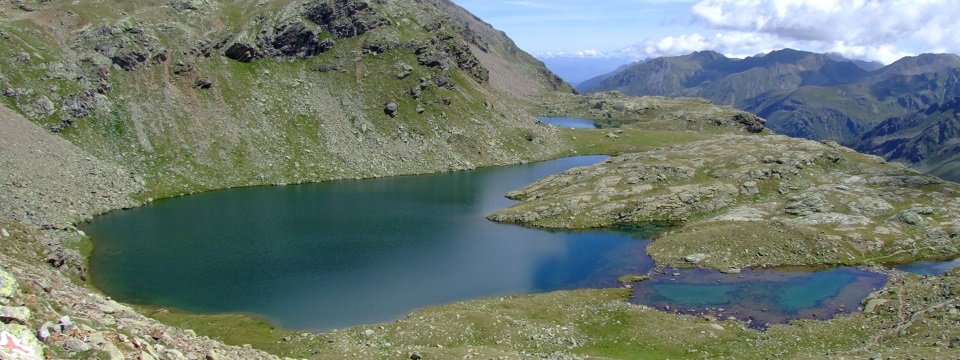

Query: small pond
897,257,960,276
537,116,599,129
631,267,888,328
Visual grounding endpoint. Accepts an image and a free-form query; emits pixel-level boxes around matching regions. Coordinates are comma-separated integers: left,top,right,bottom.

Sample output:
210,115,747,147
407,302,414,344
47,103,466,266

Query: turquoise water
537,116,599,129
83,156,888,331
632,267,888,328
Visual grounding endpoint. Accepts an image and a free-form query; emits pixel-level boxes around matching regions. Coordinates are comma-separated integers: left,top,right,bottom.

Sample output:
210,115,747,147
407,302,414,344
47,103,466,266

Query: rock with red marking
0,323,44,360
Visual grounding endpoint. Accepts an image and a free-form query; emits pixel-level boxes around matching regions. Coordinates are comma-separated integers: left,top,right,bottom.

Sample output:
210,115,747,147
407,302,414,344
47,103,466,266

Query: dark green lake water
84,156,888,331
85,156,656,330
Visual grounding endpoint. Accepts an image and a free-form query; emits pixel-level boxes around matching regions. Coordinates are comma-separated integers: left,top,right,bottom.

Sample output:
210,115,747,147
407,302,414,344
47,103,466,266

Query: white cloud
619,32,786,60
618,31,915,64
683,0,960,62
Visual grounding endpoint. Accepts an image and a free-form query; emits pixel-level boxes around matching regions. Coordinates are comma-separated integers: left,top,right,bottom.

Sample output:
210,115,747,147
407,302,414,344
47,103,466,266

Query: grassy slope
0,0,567,200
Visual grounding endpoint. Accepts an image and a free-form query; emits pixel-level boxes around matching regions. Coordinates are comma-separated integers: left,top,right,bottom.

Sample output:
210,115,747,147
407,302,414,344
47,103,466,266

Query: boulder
193,79,213,89
57,316,74,333
435,76,454,90
891,211,927,226
64,337,91,352
205,349,219,360
684,253,708,263
36,323,51,342
224,42,260,63
0,306,31,324
384,102,398,118
0,323,44,359
34,97,55,115
733,113,766,133
395,62,413,79
415,47,446,69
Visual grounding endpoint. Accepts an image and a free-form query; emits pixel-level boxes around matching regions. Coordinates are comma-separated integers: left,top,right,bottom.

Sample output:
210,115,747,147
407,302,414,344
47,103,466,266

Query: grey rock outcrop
784,192,832,216
85,24,166,71
414,19,490,82
891,211,928,226
304,0,390,39
848,196,894,217
223,0,387,62
260,20,336,59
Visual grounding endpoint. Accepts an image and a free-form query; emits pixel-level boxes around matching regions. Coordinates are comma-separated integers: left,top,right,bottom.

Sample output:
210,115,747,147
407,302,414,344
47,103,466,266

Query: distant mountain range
537,55,634,85
577,48,960,181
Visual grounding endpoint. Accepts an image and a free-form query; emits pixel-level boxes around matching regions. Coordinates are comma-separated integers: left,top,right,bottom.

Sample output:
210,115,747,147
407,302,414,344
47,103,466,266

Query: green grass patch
141,306,306,357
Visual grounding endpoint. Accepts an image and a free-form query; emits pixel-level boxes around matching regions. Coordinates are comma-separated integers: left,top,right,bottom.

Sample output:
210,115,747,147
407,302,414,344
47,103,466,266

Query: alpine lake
80,117,958,331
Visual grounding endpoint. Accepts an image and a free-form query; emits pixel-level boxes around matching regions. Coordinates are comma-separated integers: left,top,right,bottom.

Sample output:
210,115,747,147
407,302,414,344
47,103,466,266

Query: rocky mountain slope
0,0,579,358
578,49,960,144
853,97,960,182
0,0,570,200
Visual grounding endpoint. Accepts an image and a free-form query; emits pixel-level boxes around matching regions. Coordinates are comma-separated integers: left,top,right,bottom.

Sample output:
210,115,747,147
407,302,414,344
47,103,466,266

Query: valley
0,1,959,360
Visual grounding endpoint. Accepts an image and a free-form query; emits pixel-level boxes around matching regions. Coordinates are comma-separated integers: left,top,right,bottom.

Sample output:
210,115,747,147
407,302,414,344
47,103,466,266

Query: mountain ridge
0,0,573,201
578,48,960,181
578,49,960,140
853,97,960,181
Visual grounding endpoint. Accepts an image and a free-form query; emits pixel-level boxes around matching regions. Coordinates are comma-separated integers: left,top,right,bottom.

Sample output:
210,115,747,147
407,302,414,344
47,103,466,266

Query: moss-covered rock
0,268,16,304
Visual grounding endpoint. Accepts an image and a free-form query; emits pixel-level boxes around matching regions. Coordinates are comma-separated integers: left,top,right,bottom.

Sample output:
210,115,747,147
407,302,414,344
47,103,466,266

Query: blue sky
454,0,960,64
453,0,697,57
